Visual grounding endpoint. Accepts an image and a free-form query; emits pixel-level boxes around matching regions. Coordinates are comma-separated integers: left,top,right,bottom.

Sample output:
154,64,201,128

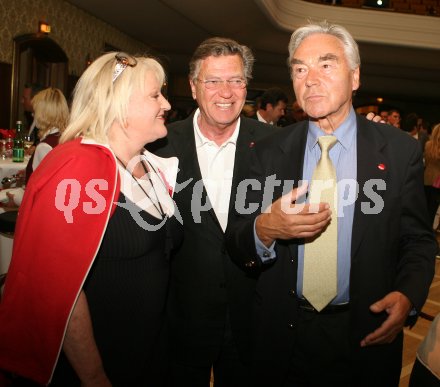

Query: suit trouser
284,307,401,387
168,316,248,387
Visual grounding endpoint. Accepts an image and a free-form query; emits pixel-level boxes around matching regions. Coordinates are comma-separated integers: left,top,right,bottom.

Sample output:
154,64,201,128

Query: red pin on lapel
249,141,255,148
378,163,386,171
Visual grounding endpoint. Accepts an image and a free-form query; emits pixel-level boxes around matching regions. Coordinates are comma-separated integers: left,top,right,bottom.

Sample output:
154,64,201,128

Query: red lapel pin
249,141,255,148
378,163,386,171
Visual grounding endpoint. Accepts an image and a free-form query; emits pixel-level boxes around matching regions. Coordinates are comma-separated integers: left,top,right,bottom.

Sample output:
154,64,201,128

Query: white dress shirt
32,128,60,171
256,111,273,125
193,108,240,232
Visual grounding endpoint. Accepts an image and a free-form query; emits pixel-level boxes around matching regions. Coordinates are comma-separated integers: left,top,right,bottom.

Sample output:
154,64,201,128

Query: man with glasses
152,37,271,386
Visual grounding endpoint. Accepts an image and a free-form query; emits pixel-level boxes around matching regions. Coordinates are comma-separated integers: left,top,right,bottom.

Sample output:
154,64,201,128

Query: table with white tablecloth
0,157,27,275
0,157,28,184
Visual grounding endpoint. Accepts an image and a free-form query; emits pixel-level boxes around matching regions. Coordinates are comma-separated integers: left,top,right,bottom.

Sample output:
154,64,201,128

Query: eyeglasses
196,78,247,90
112,53,137,82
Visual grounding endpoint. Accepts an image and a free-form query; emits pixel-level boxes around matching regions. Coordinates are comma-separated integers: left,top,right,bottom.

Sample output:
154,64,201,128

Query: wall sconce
38,21,51,34
376,97,384,103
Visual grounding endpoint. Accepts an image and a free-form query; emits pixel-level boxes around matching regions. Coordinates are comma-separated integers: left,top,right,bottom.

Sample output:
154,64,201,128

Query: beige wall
0,0,151,76
0,0,295,106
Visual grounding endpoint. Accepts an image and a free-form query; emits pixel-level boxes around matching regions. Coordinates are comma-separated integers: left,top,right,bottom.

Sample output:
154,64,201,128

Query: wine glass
23,136,34,155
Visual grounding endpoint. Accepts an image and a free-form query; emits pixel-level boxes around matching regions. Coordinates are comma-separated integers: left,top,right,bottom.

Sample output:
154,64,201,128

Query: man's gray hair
288,21,360,76
189,37,255,82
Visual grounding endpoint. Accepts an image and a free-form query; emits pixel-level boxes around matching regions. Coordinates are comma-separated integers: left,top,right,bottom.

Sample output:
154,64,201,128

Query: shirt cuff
253,219,276,263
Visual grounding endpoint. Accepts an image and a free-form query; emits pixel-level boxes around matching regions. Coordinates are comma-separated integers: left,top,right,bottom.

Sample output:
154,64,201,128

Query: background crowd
0,18,439,387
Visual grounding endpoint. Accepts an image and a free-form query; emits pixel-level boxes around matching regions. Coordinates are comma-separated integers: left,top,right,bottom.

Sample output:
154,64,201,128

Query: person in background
419,118,432,137
225,20,436,387
0,51,181,386
21,82,45,140
151,37,271,387
423,123,440,229
401,112,429,154
387,108,401,128
379,109,389,123
279,100,308,126
291,100,308,123
254,87,288,125
241,103,256,118
4,87,69,207
25,87,69,183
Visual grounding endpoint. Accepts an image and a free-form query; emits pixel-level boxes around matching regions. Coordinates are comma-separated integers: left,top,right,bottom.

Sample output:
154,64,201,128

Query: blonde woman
25,87,69,183
3,88,69,206
0,52,181,386
424,123,440,228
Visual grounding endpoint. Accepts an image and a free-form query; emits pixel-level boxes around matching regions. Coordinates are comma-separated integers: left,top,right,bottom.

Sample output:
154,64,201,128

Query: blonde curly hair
32,87,69,138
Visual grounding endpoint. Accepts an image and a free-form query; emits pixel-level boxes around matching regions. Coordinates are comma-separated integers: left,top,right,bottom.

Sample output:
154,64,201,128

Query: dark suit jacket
152,114,272,366
225,114,437,385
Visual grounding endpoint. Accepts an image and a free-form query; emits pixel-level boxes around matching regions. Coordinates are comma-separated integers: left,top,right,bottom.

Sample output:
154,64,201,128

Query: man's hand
255,183,332,247
360,291,412,347
366,112,385,123
5,192,17,208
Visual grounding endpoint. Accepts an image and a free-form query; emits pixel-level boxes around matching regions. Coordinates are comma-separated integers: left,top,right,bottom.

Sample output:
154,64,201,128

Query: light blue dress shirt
255,108,358,304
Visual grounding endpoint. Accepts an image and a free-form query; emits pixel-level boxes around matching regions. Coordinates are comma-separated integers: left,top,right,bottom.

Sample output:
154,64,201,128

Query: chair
0,210,17,300
0,210,17,277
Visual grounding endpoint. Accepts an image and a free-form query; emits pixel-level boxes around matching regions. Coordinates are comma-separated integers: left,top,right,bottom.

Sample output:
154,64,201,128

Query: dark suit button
289,289,295,297
288,322,295,330
221,247,227,254
219,282,226,289
290,258,295,264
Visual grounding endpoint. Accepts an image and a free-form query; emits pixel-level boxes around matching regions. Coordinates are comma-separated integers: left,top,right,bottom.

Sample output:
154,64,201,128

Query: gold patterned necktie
303,135,338,312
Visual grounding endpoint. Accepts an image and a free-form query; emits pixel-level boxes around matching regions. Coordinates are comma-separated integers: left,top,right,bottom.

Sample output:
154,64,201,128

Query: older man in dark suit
226,21,436,387
152,37,271,387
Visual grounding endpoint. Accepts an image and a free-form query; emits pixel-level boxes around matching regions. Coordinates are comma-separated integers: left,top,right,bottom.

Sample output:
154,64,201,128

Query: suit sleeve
226,146,270,269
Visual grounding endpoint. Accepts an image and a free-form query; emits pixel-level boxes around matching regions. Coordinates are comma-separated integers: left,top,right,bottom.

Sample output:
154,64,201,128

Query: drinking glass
24,136,33,154
0,140,6,160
